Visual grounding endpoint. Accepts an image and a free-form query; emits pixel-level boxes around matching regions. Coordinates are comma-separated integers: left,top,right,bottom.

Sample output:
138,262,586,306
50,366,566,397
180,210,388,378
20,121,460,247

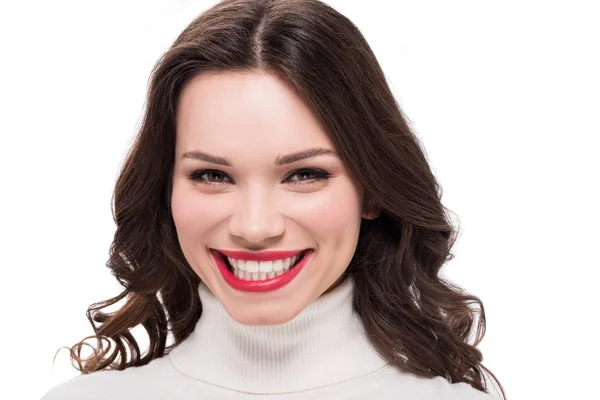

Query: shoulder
374,364,497,400
41,370,122,400
41,356,174,400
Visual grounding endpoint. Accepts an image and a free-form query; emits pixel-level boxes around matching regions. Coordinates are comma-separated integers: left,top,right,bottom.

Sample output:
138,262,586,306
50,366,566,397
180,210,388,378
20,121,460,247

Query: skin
171,71,379,326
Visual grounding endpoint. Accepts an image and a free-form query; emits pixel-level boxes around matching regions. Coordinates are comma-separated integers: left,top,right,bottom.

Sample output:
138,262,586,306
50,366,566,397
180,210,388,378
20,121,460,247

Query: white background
1,1,598,399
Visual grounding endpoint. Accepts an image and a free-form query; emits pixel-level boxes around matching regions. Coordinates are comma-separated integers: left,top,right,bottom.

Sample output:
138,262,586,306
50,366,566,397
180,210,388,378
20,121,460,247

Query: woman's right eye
189,169,232,187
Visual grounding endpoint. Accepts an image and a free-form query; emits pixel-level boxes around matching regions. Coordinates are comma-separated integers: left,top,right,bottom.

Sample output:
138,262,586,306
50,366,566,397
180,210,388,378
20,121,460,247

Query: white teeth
245,260,259,273
258,261,273,272
225,252,306,281
282,257,294,269
237,259,246,271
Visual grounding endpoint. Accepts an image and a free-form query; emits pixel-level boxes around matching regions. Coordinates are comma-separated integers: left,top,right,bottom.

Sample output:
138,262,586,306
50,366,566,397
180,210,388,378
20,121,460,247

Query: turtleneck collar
167,276,390,395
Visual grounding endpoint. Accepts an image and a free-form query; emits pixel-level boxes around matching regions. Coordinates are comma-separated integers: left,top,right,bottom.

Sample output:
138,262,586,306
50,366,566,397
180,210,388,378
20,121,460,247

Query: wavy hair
57,1,505,398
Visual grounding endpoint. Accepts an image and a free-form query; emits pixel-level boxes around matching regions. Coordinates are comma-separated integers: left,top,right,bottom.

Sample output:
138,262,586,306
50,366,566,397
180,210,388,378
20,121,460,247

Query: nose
228,186,285,246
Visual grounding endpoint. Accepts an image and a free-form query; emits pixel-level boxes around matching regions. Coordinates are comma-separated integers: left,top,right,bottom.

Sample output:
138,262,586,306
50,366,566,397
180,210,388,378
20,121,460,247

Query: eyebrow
181,147,337,166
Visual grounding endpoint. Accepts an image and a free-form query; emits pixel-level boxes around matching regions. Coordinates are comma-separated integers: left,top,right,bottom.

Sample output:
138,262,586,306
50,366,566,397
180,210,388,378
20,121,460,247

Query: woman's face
171,71,376,326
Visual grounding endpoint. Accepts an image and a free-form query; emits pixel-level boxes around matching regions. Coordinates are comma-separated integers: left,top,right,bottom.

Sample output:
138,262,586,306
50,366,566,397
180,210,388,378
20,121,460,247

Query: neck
167,276,389,394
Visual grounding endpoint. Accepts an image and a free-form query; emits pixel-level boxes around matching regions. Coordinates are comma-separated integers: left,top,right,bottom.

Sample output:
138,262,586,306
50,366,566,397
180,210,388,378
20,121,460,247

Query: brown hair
58,0,505,398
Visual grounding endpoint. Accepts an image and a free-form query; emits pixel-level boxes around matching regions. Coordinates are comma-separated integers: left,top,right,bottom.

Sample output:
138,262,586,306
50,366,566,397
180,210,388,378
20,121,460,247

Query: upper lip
211,248,311,262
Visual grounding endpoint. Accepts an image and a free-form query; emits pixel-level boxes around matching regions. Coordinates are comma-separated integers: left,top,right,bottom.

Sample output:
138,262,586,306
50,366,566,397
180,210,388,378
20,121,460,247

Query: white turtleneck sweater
42,277,496,399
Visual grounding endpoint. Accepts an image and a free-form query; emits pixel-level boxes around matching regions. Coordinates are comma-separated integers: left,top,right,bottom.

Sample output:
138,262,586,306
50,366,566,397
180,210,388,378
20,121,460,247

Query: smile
210,249,314,292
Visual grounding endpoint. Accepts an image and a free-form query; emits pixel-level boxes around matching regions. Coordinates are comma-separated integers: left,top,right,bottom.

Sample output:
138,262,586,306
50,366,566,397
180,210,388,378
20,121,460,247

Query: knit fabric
42,277,495,399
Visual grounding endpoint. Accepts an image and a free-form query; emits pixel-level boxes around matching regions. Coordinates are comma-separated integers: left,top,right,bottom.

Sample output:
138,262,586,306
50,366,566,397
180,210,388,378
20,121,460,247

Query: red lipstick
210,249,314,293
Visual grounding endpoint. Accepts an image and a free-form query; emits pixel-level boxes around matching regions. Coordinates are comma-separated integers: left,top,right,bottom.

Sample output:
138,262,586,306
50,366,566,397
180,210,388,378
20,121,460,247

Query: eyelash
188,168,331,188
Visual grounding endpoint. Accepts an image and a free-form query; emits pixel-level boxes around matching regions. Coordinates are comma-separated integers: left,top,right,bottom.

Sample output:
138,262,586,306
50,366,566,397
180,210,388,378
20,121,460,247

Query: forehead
175,71,334,153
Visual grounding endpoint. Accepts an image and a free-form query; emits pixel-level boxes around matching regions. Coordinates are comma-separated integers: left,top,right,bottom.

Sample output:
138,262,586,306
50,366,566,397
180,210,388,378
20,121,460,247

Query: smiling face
171,71,376,326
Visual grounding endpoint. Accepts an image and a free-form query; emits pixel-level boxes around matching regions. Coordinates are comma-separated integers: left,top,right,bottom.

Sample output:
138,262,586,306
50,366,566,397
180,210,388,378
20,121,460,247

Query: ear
361,194,381,220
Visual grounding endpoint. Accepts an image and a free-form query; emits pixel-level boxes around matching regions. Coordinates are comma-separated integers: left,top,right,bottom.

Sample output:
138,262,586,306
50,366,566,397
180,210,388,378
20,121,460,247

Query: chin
224,300,305,326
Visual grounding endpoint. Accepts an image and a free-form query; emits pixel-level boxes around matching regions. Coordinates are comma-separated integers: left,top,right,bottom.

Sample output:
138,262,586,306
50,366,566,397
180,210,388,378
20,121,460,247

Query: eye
285,168,331,185
188,169,232,187
187,168,331,187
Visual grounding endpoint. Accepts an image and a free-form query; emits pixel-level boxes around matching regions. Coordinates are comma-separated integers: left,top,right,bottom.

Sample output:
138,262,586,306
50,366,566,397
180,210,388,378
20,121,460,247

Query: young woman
43,0,505,398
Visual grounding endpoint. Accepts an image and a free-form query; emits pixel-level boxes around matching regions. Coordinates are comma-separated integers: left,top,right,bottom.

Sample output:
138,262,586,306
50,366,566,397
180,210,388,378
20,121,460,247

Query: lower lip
210,250,314,293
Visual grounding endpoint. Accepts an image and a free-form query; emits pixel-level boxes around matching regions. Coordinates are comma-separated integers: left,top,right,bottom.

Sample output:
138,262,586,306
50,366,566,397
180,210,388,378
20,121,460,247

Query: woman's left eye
286,169,331,184
188,168,331,187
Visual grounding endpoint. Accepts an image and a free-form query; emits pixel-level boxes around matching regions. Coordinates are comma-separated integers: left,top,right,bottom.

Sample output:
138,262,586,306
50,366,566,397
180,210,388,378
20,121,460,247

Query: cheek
291,180,363,239
170,182,225,239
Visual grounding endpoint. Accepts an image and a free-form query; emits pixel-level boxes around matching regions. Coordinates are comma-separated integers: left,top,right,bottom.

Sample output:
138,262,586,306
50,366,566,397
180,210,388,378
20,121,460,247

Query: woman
43,0,505,398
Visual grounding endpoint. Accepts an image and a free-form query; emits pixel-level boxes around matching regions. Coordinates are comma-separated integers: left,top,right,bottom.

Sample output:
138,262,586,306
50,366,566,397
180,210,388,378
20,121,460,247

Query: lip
210,249,314,293
211,249,309,262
